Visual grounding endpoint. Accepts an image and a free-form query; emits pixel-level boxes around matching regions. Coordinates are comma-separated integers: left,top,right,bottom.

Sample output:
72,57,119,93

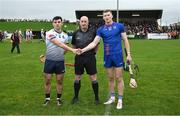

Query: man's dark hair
52,16,62,21
103,9,112,14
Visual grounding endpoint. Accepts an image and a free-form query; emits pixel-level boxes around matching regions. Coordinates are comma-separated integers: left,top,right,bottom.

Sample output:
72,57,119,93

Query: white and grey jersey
45,29,68,61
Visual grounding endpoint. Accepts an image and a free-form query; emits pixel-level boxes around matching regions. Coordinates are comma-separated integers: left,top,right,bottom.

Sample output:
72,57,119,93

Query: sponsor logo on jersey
113,26,117,29
49,34,55,39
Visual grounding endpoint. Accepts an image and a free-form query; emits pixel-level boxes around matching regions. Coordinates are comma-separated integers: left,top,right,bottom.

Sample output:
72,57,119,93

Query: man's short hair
103,9,112,14
53,16,62,21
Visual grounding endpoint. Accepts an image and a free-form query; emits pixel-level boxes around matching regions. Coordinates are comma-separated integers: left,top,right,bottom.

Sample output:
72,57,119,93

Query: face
52,19,62,30
79,16,89,30
103,11,113,24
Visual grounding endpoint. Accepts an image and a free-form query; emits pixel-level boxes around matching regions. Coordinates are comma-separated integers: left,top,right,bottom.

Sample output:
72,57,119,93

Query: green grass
0,22,78,32
0,39,180,115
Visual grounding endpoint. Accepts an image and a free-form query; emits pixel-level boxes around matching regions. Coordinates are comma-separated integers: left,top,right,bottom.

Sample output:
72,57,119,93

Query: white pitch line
104,104,111,116
103,95,112,116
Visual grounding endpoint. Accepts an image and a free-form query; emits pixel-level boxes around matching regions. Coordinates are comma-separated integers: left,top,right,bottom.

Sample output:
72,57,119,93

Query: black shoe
43,99,50,106
71,97,78,104
95,99,100,105
57,99,63,106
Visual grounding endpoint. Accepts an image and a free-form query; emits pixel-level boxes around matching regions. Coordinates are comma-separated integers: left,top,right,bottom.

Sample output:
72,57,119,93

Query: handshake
73,48,84,55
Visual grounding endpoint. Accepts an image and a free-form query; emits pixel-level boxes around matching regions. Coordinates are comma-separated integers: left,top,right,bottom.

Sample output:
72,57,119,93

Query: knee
117,77,123,83
109,77,115,82
90,75,97,81
45,79,51,85
57,79,63,85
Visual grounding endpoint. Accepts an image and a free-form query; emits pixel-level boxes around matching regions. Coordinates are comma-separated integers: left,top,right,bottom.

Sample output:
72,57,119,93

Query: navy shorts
104,54,124,68
44,59,65,74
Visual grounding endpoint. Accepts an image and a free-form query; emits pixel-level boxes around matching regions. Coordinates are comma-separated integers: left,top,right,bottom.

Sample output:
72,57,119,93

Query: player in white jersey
43,16,78,106
40,29,45,42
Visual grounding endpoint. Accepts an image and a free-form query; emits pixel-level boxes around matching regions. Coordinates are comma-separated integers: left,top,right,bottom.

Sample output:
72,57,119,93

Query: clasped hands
72,48,84,55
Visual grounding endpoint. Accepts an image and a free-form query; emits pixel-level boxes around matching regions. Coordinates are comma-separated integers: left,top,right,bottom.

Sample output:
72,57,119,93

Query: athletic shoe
43,99,50,106
104,97,115,105
57,98,63,106
71,97,78,104
116,99,123,109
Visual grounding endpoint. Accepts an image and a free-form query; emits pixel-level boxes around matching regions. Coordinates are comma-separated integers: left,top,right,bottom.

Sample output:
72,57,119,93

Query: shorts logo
76,37,80,40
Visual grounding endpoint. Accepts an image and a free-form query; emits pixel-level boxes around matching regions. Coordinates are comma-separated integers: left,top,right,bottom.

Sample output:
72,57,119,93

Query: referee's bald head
80,16,89,22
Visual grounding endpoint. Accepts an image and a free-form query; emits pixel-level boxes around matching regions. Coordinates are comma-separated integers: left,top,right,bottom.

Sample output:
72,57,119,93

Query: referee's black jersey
71,28,96,55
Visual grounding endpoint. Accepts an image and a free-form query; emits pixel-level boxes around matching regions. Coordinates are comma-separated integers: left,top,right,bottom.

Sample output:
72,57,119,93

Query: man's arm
50,39,77,54
81,35,101,54
121,32,132,62
10,34,13,43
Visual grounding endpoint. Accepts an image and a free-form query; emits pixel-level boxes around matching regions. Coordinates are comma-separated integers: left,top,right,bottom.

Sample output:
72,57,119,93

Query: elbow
92,43,97,48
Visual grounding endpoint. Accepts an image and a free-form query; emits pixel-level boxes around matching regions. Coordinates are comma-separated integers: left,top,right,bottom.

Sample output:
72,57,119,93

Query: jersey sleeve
118,23,125,33
46,31,56,40
71,31,77,45
96,27,103,39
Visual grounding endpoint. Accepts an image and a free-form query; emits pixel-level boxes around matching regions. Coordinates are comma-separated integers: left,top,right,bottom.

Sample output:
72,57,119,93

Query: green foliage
0,39,180,115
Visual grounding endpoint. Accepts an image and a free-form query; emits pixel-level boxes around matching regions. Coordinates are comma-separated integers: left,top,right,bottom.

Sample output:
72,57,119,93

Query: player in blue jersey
79,10,132,109
43,16,78,106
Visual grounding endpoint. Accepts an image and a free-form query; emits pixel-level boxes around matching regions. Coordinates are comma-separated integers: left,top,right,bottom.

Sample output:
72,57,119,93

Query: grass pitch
0,39,180,115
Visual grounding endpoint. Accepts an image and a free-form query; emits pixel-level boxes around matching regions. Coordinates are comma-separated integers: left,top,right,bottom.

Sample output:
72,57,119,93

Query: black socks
74,80,81,98
92,80,99,100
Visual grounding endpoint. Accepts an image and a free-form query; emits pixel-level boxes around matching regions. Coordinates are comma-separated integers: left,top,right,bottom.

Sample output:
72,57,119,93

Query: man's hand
72,49,78,54
73,48,86,55
126,54,132,64
76,48,83,55
72,48,82,55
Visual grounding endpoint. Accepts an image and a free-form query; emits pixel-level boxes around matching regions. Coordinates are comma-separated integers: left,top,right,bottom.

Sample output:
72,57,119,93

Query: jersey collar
54,29,62,34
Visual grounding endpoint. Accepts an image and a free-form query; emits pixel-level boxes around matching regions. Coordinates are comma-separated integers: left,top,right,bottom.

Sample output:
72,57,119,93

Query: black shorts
44,59,65,74
75,54,97,75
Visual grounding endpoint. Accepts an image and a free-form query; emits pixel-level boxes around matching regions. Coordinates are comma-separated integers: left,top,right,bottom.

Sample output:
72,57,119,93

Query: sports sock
92,80,99,100
118,95,123,100
57,94,62,100
74,80,81,98
45,94,50,100
110,92,115,98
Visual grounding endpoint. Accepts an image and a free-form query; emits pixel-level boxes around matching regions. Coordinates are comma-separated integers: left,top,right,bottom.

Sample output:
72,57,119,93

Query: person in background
11,30,22,54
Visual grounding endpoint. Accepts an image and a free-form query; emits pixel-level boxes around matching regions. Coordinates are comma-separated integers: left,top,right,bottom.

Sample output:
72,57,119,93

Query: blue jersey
97,22,125,55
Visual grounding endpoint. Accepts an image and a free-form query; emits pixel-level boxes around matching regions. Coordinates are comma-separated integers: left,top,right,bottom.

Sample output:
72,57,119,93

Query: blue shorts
44,59,65,74
104,54,124,68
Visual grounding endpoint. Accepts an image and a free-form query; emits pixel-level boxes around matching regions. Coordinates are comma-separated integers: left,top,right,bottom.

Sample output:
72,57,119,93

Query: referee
71,16,100,105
